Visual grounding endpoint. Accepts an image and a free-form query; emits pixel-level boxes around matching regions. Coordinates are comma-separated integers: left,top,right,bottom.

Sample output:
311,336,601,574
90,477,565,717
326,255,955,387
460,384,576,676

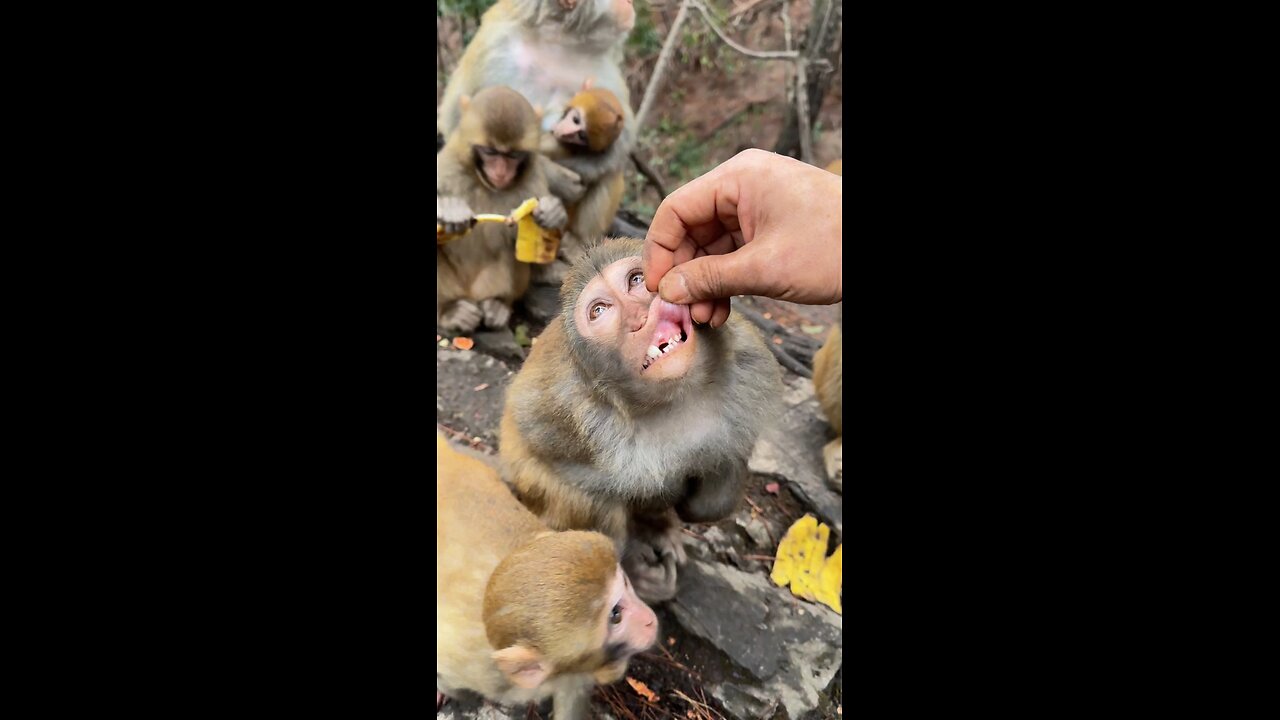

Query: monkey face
573,256,697,382
599,566,658,658
473,146,529,191
553,107,590,147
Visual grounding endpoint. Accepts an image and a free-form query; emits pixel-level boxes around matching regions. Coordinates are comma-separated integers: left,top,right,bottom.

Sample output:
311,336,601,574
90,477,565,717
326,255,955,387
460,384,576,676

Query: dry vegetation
436,0,843,220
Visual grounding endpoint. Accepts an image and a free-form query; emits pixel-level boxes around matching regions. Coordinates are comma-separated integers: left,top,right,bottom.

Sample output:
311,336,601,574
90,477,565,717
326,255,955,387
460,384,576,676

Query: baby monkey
437,435,657,719
551,81,626,159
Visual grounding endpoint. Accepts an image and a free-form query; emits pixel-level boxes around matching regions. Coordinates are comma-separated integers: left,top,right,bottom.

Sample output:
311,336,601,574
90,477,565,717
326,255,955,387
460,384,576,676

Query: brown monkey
438,0,636,247
551,81,625,157
437,86,568,333
499,238,781,602
437,434,657,719
812,309,842,490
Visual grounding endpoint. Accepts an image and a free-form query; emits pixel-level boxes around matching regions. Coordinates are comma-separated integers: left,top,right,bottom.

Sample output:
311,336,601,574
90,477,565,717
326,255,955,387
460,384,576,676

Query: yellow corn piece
771,515,842,615
511,197,560,264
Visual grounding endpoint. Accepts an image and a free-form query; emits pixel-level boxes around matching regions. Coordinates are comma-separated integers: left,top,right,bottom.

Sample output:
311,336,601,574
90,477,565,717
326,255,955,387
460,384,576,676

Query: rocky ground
437,241,843,720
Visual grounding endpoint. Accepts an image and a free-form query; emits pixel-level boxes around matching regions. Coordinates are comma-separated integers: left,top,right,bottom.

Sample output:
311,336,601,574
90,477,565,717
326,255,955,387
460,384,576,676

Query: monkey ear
460,95,472,111
493,645,552,689
581,77,594,91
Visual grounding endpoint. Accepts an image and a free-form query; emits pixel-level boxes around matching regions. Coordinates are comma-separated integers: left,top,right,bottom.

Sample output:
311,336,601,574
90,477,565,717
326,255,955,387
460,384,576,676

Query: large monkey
437,86,568,333
500,238,781,601
437,434,657,719
438,0,636,247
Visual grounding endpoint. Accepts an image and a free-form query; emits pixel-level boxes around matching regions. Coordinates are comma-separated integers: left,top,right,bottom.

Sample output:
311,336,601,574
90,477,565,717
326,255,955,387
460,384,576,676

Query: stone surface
749,374,843,535
669,560,843,719
435,348,513,449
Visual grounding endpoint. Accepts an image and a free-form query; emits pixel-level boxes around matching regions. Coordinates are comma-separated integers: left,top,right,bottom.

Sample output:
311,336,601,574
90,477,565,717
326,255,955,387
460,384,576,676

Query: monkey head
560,238,730,405
553,85,625,153
484,531,657,688
512,0,635,35
455,86,540,192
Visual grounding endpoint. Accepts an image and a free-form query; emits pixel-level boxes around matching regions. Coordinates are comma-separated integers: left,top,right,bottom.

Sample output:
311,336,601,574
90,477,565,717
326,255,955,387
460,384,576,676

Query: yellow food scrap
511,197,560,264
771,515,842,614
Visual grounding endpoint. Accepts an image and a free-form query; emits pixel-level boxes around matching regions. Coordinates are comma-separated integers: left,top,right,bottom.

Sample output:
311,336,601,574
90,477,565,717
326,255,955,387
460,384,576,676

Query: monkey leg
439,299,483,334
823,438,843,493
675,459,749,524
624,508,687,603
479,298,512,329
551,675,593,720
566,170,624,243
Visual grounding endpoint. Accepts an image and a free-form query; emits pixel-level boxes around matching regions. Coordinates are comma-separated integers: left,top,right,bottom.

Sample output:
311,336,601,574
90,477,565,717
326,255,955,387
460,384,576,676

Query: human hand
643,149,842,327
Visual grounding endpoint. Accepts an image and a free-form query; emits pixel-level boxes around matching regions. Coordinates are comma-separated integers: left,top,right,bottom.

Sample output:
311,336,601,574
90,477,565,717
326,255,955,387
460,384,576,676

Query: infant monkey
437,435,657,719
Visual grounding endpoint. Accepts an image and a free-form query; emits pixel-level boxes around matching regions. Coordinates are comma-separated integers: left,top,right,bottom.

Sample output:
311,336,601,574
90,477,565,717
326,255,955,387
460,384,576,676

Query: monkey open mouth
641,301,693,372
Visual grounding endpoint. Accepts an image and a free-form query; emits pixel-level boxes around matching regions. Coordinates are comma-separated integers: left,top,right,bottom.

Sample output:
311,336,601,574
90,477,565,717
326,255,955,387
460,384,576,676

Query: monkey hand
543,159,587,204
437,196,474,236
624,520,688,602
480,298,512,329
533,195,568,230
439,299,484,334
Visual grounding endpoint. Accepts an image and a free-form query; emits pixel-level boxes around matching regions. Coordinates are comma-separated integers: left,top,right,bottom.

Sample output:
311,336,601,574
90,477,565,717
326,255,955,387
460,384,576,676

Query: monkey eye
628,271,644,288
610,604,622,625
589,302,609,320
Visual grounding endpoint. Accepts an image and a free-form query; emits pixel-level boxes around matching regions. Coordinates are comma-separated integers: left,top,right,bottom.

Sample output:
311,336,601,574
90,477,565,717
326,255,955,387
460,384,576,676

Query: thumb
657,249,757,304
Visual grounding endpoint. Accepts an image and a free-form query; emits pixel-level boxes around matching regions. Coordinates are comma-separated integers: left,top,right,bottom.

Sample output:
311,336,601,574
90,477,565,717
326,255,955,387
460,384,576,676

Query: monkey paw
823,439,842,493
439,300,483,334
545,162,586,204
437,196,473,236
533,195,568,230
624,546,679,602
479,298,512,329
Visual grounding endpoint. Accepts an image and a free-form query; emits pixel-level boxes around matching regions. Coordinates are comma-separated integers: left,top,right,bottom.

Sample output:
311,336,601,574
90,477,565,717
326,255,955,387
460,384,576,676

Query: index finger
643,162,740,293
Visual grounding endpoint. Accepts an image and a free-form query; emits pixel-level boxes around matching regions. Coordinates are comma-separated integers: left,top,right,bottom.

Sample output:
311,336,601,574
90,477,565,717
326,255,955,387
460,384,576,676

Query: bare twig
689,0,798,59
780,0,793,51
729,0,781,19
796,58,814,164
630,151,669,198
766,339,813,377
742,553,777,561
634,0,693,134
744,495,765,514
733,304,823,349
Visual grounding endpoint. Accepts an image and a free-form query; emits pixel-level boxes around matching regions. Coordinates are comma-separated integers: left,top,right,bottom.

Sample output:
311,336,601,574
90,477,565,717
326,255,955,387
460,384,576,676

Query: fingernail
660,272,690,304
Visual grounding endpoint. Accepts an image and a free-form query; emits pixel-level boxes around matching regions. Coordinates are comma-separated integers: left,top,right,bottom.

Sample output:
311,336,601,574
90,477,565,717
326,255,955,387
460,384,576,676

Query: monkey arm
675,457,750,523
539,155,587,204
553,121,634,184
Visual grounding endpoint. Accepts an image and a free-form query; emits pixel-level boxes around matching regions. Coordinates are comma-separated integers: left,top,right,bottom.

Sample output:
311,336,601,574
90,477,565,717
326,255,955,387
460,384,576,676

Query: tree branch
630,151,669,198
689,0,798,59
634,0,693,135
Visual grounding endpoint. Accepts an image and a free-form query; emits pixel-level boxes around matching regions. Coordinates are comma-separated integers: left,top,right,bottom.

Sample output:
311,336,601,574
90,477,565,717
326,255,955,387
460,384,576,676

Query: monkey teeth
642,331,690,371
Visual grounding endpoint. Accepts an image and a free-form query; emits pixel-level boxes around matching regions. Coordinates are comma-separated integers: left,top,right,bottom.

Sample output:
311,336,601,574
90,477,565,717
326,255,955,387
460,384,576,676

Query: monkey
499,238,782,602
812,308,842,491
551,81,625,160
437,86,569,334
826,158,843,176
438,0,637,250
437,433,658,720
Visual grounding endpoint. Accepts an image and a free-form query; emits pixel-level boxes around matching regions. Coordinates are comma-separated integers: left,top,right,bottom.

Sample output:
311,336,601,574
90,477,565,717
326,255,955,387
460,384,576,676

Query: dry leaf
667,636,676,646
626,677,659,703
453,337,475,350
473,383,490,391
763,312,773,319
801,325,826,335
772,336,783,345
438,339,449,348
764,482,780,494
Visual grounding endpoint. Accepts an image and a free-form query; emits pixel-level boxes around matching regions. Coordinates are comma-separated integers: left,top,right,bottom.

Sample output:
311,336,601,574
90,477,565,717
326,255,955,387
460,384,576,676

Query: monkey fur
812,309,842,489
438,0,635,247
437,86,568,333
499,238,782,601
437,434,655,719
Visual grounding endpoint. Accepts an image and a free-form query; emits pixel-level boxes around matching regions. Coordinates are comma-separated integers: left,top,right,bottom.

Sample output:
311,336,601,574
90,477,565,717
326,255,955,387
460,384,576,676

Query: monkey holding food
437,434,657,719
500,238,781,602
437,86,569,333
438,0,637,247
